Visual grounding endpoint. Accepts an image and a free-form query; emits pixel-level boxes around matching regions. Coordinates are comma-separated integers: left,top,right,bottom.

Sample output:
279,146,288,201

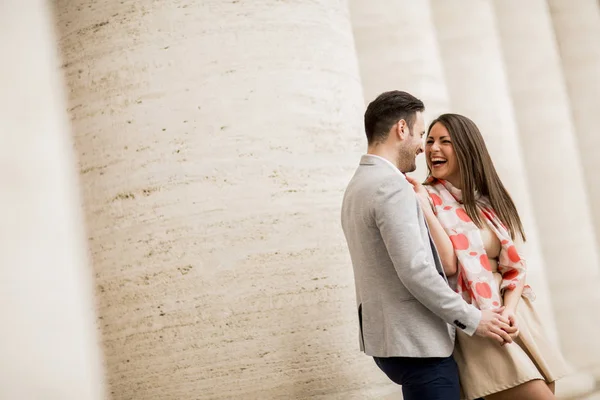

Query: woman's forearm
420,201,458,276
503,278,525,312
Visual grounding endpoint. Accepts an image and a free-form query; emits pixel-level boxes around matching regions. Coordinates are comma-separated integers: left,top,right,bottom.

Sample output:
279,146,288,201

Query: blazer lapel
421,210,448,282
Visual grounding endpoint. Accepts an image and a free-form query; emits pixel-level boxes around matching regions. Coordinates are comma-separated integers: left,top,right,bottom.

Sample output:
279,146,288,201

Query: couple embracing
341,91,568,400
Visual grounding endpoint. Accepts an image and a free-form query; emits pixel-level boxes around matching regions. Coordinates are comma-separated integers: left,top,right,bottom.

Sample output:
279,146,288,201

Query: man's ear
396,119,407,140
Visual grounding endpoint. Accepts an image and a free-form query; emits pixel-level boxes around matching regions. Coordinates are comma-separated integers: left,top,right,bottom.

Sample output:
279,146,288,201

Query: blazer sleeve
375,175,482,336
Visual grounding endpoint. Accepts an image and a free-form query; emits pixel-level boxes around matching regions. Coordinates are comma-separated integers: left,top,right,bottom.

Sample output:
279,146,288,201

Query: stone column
0,1,105,399
56,1,389,398
349,0,450,182
493,0,600,390
547,0,600,258
430,0,560,359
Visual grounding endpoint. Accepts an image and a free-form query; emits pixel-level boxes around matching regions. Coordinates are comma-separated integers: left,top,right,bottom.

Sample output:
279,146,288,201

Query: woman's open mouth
430,157,447,168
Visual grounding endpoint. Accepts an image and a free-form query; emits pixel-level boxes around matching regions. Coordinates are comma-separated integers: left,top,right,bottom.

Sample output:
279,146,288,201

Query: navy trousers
373,355,462,400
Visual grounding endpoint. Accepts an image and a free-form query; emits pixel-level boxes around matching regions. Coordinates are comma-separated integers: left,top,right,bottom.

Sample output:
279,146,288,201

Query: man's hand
475,307,518,345
501,308,520,340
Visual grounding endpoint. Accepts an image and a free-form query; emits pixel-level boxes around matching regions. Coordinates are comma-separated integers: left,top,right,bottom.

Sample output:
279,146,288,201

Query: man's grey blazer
341,155,481,358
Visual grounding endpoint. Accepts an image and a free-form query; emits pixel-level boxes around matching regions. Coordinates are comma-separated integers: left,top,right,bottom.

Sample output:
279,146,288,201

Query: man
341,91,515,399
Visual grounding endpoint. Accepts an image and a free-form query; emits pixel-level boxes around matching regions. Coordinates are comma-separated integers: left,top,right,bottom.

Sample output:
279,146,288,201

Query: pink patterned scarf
425,178,534,310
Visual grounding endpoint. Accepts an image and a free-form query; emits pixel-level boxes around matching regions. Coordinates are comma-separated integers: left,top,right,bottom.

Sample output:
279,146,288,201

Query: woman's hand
405,175,432,212
501,308,520,340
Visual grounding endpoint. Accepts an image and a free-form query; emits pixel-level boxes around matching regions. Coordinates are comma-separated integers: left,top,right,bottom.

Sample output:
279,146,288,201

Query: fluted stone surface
548,0,600,268
0,1,104,399
494,0,600,380
349,0,449,182
55,0,394,398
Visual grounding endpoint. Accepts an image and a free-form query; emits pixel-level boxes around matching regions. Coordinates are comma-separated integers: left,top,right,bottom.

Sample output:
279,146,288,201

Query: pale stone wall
0,1,105,399
55,0,396,399
8,0,597,398
548,0,600,271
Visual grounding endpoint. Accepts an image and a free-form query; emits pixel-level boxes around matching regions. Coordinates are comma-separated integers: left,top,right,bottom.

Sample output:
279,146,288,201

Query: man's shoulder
348,168,409,201
373,169,410,195
355,162,407,185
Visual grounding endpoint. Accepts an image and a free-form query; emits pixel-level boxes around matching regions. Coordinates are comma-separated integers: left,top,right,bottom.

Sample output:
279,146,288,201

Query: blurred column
494,0,600,390
548,0,600,262
0,1,105,399
349,0,450,181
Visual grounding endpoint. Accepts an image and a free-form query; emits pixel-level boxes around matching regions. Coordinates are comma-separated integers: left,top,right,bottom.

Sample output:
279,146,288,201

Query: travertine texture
430,0,559,344
349,0,450,182
548,0,600,267
494,0,600,379
56,0,392,398
46,0,600,398
0,1,104,399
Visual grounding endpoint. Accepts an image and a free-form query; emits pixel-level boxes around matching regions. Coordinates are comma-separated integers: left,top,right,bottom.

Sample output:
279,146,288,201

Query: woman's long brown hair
426,113,526,241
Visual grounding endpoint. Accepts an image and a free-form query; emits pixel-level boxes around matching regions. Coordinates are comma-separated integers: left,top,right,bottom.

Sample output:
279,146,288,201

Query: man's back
341,155,480,358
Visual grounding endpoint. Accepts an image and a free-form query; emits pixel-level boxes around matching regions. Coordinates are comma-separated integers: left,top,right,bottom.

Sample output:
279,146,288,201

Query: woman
407,113,569,400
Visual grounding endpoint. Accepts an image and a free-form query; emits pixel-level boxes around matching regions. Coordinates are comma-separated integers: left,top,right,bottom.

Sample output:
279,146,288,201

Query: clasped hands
477,306,519,345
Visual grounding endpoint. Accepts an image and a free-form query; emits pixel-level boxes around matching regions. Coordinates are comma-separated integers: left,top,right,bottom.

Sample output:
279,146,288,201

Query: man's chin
401,163,417,174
